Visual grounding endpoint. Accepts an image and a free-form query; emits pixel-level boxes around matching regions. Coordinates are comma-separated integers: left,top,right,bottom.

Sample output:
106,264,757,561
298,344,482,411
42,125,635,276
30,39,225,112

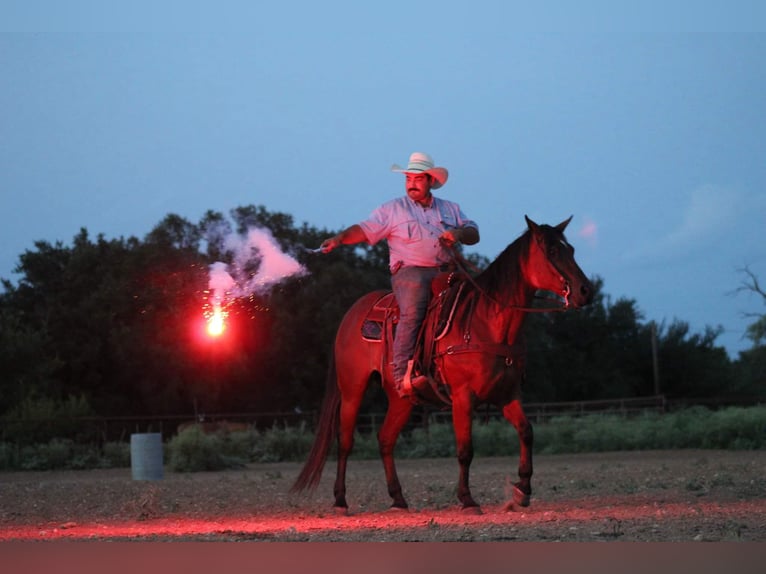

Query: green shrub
536,415,578,454
701,406,766,449
251,422,314,463
101,441,131,467
20,439,73,470
473,419,517,457
349,431,379,459
168,426,227,472
627,412,664,450
0,442,19,470
402,423,455,458
2,395,95,444
68,444,101,470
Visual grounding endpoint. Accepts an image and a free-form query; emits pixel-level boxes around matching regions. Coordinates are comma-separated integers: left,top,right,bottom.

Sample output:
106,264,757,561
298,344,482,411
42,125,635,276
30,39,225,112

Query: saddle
361,272,468,404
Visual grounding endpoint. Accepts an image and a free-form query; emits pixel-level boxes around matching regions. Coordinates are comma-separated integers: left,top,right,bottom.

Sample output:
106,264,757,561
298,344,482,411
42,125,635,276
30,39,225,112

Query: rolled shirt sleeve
359,197,478,270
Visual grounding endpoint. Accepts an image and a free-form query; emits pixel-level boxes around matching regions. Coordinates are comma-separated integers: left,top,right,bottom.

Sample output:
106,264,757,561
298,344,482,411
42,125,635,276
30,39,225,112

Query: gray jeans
390,266,439,382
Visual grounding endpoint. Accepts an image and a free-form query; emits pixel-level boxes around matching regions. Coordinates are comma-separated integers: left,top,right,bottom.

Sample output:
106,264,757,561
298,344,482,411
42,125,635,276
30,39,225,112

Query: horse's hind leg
502,399,533,508
333,390,365,513
377,395,413,509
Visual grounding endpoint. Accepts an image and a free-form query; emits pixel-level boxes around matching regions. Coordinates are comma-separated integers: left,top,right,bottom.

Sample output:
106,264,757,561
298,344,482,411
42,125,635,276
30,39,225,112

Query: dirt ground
1,449,765,542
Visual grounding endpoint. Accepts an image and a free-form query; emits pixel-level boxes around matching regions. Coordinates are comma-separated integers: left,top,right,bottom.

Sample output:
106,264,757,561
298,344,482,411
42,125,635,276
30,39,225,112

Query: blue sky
1,2,765,359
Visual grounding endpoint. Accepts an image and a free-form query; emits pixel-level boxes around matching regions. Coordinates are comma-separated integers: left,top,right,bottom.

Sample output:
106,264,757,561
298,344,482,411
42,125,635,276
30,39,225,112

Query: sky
1,1,765,359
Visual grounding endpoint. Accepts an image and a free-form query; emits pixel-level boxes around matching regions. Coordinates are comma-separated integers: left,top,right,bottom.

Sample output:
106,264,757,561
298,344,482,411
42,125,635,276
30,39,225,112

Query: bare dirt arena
1,449,765,542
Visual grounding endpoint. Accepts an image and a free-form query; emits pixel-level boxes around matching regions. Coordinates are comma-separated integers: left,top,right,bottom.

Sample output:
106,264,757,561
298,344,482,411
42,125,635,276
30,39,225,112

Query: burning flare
206,305,226,337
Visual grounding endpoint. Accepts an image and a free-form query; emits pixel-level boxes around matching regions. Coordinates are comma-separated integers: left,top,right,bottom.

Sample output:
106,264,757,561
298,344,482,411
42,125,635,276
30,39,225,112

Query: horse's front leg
452,389,480,512
502,399,533,509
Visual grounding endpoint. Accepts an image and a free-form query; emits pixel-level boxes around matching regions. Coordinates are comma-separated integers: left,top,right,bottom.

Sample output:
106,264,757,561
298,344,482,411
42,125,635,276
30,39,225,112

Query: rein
447,246,570,314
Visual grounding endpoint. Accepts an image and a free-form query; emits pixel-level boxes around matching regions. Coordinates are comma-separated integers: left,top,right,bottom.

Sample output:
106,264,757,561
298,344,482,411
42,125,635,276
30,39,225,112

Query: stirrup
398,360,427,398
395,379,412,399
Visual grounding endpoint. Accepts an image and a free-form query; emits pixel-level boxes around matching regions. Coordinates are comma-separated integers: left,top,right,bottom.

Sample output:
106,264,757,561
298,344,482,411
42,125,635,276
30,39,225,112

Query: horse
291,215,594,513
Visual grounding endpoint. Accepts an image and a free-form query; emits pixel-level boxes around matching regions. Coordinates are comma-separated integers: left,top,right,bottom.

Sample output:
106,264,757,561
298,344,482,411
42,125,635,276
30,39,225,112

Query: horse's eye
548,246,559,258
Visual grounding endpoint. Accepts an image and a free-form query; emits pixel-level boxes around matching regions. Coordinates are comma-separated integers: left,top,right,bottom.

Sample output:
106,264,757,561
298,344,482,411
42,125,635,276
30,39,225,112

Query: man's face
405,173,432,205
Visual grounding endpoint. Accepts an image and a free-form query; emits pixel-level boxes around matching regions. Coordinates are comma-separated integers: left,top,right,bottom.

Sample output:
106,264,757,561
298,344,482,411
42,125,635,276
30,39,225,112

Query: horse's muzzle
568,278,594,308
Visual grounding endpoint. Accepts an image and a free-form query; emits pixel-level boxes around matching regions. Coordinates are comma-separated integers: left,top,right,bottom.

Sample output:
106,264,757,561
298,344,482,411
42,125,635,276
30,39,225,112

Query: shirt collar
405,193,434,209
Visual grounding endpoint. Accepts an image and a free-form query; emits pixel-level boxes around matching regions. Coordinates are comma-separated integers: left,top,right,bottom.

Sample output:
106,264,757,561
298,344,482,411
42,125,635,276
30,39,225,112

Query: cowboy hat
391,152,448,189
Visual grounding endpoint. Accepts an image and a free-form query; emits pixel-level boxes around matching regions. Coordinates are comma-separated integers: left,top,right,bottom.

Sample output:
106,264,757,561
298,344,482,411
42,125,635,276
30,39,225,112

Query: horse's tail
290,348,340,493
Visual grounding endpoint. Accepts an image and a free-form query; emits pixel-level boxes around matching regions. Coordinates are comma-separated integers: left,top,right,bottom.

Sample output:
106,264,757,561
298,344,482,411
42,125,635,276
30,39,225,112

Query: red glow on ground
0,499,761,541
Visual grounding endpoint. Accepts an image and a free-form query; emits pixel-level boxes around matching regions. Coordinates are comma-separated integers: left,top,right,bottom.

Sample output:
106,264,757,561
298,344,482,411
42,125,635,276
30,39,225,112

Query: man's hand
319,224,367,253
439,228,462,247
320,235,342,253
439,226,480,248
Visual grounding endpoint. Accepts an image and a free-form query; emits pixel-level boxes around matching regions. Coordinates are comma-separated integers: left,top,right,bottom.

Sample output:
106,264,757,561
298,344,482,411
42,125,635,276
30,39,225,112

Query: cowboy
320,152,480,398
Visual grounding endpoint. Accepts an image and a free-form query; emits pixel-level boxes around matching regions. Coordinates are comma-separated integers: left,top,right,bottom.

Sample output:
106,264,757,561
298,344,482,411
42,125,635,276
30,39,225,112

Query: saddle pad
361,320,383,341
364,292,397,323
361,292,397,342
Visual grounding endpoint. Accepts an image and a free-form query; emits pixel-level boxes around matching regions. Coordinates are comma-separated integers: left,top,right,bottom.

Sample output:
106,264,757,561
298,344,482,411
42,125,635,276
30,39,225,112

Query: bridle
446,241,571,314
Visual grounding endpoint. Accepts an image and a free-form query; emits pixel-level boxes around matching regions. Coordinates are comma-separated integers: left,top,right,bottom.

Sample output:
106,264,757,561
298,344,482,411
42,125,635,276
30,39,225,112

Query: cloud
664,185,739,248
622,184,750,263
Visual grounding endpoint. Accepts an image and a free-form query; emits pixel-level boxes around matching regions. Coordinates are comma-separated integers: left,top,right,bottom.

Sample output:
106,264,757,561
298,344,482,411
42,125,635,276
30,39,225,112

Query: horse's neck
471,241,535,344
472,284,535,345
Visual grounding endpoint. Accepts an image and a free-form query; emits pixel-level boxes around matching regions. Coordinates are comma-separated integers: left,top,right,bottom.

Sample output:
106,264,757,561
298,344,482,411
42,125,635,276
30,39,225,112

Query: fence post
651,321,661,395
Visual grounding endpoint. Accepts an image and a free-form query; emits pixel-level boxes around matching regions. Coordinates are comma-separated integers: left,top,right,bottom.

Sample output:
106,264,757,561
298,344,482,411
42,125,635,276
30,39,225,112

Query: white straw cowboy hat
391,152,449,189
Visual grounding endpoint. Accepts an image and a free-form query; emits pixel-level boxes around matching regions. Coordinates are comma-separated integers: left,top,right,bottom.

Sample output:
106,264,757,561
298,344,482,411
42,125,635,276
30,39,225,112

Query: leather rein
429,246,568,367
447,246,571,314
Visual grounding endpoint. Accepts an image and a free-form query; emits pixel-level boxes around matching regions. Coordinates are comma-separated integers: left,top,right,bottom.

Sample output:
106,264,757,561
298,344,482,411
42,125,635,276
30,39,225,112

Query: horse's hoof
333,506,350,516
461,505,482,515
512,485,530,508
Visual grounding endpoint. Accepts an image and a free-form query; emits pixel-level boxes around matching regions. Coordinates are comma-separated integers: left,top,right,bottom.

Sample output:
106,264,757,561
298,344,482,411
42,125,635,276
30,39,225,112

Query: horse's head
523,215,594,308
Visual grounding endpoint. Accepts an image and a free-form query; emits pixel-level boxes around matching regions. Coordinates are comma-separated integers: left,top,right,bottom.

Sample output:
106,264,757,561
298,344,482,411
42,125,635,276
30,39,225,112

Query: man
320,152,480,398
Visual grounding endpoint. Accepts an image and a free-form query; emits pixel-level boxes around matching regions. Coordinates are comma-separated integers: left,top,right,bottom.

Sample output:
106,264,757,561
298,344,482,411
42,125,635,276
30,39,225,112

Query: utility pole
651,321,660,396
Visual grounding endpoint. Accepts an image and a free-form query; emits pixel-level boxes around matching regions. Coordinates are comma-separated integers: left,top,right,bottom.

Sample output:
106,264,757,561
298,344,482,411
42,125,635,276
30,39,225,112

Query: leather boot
398,359,427,398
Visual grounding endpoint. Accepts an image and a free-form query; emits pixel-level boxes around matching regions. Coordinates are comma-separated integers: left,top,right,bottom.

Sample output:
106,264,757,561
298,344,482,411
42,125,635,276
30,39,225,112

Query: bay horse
291,216,593,513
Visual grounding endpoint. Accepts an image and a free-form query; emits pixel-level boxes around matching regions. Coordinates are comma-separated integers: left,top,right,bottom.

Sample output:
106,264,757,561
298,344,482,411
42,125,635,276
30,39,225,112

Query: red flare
206,305,226,337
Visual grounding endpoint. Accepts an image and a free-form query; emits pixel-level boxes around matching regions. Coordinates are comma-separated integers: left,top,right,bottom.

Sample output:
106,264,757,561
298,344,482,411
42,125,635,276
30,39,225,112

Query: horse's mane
473,228,531,298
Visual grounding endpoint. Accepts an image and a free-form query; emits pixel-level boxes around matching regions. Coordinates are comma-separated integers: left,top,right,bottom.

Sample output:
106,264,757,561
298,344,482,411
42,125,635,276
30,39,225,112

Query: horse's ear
525,215,539,233
555,215,573,233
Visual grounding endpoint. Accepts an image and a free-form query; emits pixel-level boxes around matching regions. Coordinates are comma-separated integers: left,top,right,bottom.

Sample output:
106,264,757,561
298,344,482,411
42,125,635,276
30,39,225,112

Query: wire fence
1,395,763,445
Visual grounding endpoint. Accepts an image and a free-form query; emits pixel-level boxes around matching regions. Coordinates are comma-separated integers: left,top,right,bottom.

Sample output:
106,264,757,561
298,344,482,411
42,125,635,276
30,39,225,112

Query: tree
525,279,654,402
0,306,61,413
524,277,734,402
736,266,766,347
199,210,232,261
145,214,201,251
732,266,766,397
0,224,213,416
655,320,734,398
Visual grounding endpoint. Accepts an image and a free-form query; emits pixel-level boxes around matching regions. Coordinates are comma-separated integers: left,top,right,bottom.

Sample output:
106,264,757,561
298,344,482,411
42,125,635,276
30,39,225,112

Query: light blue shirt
359,195,479,271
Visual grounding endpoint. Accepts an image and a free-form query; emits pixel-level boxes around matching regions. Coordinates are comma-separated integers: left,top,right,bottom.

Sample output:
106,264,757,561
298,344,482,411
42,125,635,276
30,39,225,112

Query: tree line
1,206,764,422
